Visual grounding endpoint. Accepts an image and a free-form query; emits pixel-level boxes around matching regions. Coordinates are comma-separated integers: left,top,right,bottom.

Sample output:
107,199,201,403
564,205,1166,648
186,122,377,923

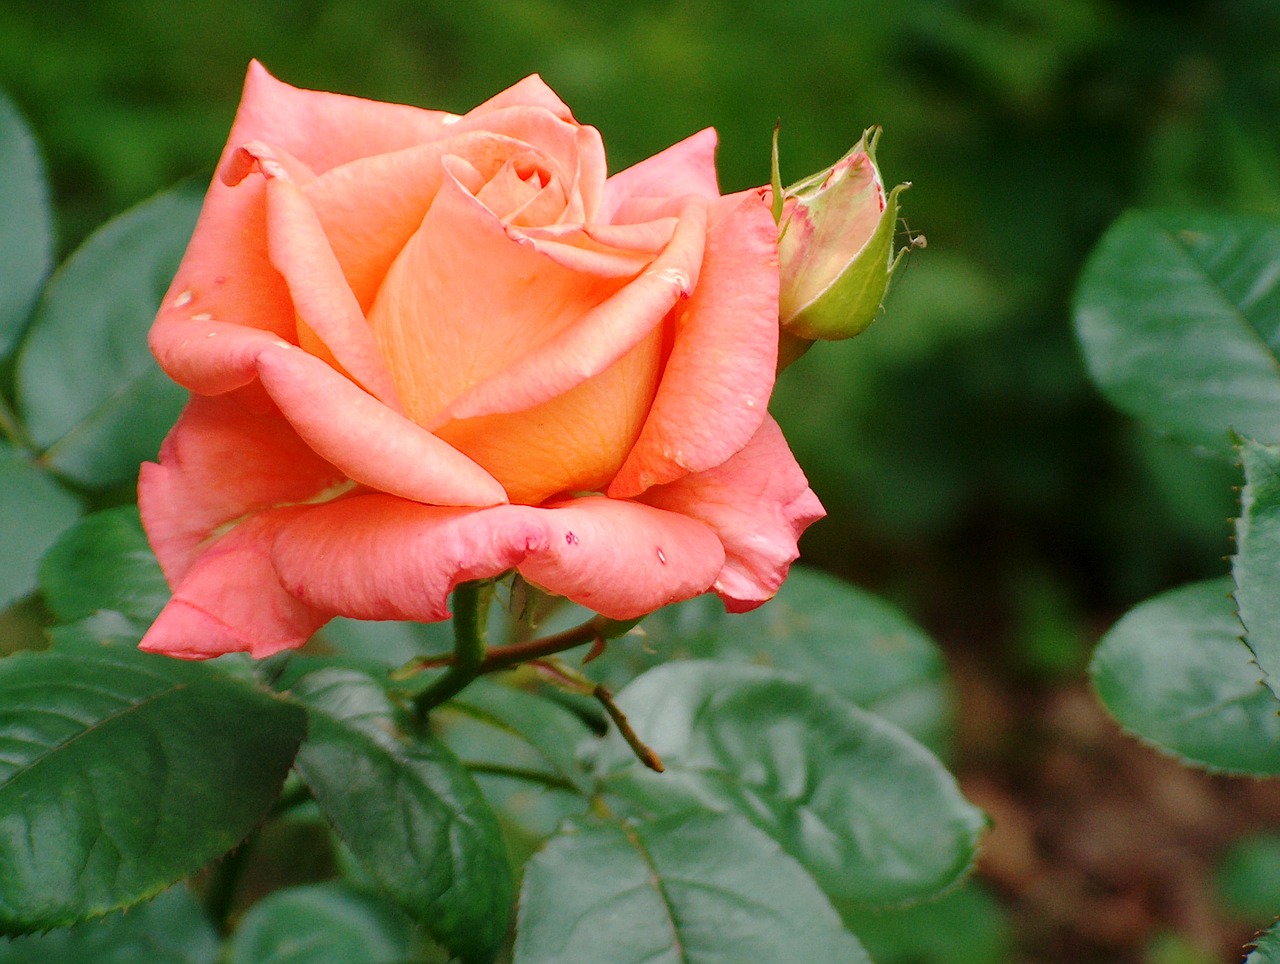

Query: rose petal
462,76,606,218
467,75,575,122
516,496,725,619
640,417,825,611
269,496,549,622
269,493,723,623
303,131,526,311
438,199,708,424
140,513,328,660
150,170,296,395
253,343,508,507
601,127,721,223
609,190,779,497
366,161,628,427
139,392,346,585
251,174,399,406
506,217,676,279
231,60,456,174
435,322,664,505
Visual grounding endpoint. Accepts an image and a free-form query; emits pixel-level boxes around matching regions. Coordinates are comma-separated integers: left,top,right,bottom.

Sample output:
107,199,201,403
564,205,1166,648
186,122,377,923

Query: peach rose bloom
140,62,823,658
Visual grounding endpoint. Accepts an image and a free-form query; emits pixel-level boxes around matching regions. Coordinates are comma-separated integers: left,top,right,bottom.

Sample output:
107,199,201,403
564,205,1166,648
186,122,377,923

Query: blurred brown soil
950,657,1280,963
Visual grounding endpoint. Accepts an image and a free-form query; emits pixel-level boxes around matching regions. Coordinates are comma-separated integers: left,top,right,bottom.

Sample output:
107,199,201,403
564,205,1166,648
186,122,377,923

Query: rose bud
774,127,915,364
138,63,824,658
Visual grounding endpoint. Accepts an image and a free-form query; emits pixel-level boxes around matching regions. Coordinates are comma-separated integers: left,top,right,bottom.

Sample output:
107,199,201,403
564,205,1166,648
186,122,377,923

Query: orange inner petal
434,321,666,505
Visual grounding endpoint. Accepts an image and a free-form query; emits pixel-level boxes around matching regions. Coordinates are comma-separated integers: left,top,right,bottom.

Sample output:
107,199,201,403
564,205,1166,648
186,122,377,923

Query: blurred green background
4,0,1280,959
6,0,1275,642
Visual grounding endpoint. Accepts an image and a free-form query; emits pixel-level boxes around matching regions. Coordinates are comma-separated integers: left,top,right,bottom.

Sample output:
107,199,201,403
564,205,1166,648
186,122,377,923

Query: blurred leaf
1075,208,1280,454
45,609,147,649
1249,922,1280,964
0,886,217,964
15,184,198,488
1217,833,1280,923
0,440,81,609
514,811,870,964
838,880,1013,964
1235,438,1280,702
1091,578,1280,775
39,505,167,626
318,617,451,666
226,882,429,964
287,667,513,963
0,646,305,933
0,91,53,360
589,566,952,753
447,678,596,794
593,661,985,907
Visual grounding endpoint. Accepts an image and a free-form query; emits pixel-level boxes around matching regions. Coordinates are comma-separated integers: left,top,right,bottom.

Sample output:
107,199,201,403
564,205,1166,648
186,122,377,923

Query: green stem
398,613,620,681
463,761,578,792
479,616,610,673
413,581,490,719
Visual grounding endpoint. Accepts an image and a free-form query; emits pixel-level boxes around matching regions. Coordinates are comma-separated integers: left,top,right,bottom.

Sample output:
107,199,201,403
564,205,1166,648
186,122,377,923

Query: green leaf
1217,833,1280,922
593,661,985,908
15,184,200,488
837,881,1013,964
1235,438,1280,702
515,811,869,964
227,882,428,964
0,886,217,964
1249,922,1280,964
447,678,596,793
0,92,53,360
0,647,306,932
589,566,952,753
39,505,167,626
1091,578,1280,774
287,667,514,962
1074,209,1280,453
0,441,82,609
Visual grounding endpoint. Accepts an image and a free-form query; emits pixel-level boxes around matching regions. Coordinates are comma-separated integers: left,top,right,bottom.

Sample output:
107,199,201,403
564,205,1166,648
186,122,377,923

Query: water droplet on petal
565,531,579,546
656,548,667,565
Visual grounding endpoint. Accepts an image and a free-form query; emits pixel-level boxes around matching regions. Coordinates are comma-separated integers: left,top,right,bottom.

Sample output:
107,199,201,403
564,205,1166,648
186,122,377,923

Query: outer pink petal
466,75,576,122
601,128,720,223
640,417,825,612
516,497,724,619
229,60,454,174
139,392,346,585
438,199,708,424
149,167,296,395
269,496,549,622
268,494,724,623
608,190,779,497
253,343,508,507
140,513,329,660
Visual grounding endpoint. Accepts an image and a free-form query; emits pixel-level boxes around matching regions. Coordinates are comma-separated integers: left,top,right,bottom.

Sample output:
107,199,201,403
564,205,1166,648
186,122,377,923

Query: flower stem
398,613,636,681
412,581,490,719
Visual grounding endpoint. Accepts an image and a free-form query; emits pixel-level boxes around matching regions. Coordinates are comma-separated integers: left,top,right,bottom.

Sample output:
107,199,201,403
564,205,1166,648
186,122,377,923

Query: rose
140,62,823,659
